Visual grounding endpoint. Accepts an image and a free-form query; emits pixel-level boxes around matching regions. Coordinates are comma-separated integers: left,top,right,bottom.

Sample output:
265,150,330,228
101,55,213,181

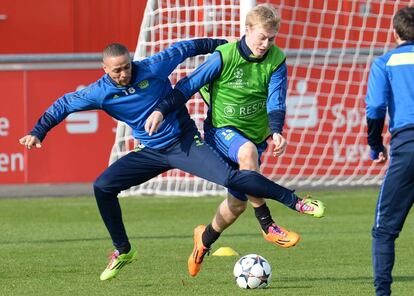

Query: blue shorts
204,126,268,201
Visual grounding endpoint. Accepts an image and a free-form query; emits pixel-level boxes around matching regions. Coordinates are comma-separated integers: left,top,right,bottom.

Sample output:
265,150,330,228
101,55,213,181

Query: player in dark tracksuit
20,38,304,281
365,7,414,296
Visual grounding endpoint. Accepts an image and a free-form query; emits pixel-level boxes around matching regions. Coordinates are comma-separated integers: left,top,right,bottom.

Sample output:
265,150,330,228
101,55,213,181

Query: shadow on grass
394,275,414,282
0,232,260,245
271,276,372,291
270,275,414,292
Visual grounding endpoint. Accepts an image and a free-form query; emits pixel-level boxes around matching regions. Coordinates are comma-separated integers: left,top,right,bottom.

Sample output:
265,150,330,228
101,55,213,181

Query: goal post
109,0,408,196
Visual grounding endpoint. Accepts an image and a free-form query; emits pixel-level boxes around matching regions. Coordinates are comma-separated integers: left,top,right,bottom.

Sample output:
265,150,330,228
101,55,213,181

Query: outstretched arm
145,51,223,135
19,85,100,149
144,38,226,79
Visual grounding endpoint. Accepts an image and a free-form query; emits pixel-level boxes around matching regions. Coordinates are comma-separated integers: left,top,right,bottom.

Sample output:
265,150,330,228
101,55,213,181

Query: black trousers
93,129,298,249
372,145,414,296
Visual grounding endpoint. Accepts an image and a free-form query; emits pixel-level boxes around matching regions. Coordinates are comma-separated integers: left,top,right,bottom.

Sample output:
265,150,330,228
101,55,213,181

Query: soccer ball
233,254,272,289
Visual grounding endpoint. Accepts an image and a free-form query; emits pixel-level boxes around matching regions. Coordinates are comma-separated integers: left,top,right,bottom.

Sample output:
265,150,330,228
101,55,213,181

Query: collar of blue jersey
237,35,269,63
397,40,414,48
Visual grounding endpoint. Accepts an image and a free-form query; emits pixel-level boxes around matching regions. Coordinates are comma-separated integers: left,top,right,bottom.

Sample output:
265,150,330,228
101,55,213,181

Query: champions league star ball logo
234,68,243,79
229,68,247,88
234,254,272,289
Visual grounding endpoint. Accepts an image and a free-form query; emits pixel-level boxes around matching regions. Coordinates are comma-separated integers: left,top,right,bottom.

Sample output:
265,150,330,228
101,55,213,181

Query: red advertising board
0,69,117,184
0,72,26,183
0,0,145,54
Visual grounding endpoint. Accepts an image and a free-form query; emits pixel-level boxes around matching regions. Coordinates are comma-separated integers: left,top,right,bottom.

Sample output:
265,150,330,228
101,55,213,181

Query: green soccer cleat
100,247,137,281
296,197,325,218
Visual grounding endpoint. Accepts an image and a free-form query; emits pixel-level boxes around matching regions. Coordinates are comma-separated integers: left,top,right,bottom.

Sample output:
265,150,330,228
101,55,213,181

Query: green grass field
1,188,413,296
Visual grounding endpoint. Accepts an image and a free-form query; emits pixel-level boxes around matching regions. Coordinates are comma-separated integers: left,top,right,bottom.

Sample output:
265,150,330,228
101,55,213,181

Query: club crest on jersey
224,132,235,141
193,135,204,146
136,80,149,89
134,144,146,152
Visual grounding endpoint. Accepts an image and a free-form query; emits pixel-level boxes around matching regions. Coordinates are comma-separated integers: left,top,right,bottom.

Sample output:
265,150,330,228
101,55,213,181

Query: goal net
110,0,412,196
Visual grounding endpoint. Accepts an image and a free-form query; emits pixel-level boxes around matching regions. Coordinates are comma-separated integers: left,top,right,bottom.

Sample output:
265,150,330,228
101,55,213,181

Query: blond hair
246,4,280,32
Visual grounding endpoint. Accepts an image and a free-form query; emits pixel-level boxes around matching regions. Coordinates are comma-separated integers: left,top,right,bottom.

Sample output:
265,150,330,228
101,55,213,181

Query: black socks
202,224,221,248
117,243,131,254
200,203,274,247
254,203,274,233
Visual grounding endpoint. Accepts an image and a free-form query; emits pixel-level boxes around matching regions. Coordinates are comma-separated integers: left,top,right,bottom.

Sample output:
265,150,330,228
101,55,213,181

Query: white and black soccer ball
233,254,272,289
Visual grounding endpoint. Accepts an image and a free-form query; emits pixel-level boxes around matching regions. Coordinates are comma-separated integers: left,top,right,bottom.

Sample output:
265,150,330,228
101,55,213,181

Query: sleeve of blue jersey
144,38,226,80
29,83,101,141
365,57,389,158
175,51,222,99
267,62,287,134
365,58,389,119
155,51,223,116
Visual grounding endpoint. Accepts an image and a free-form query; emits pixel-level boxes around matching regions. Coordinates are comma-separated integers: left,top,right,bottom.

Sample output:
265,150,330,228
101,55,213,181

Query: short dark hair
393,6,414,41
102,43,130,60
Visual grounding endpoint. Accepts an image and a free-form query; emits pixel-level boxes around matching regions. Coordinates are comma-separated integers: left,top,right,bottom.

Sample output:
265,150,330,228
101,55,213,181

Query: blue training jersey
366,41,414,151
30,39,226,149
366,41,414,133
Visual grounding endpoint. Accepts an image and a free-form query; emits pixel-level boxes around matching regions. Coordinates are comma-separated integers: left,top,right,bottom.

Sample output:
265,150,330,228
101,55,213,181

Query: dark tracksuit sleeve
30,86,100,141
143,38,226,80
30,112,60,142
367,118,385,152
267,61,287,134
155,50,223,116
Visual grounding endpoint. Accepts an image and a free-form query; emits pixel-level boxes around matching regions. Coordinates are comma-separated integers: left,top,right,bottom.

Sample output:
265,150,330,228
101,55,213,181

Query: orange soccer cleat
188,225,210,277
262,223,300,248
